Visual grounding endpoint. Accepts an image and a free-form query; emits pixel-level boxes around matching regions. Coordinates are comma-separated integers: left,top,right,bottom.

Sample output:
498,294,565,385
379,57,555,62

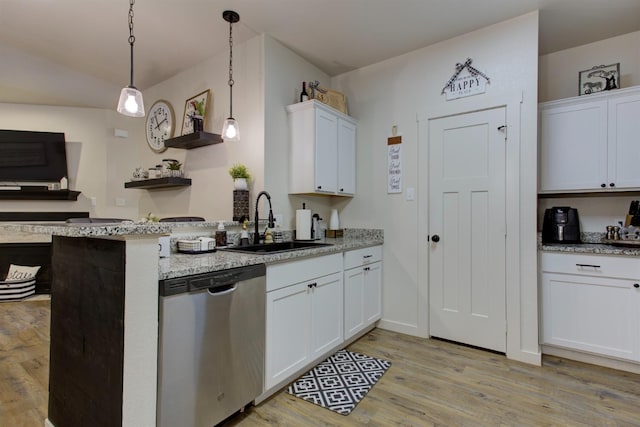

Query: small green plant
190,100,205,117
228,163,251,180
167,160,182,171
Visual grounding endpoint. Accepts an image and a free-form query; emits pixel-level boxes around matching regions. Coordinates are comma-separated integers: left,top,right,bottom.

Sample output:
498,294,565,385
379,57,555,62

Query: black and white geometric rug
286,349,391,415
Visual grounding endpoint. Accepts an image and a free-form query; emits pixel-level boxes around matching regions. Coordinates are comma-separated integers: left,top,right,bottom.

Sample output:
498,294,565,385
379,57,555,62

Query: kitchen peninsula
1,221,382,427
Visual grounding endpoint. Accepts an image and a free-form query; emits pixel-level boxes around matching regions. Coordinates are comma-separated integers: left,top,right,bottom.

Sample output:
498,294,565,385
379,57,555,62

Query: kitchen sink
220,241,333,254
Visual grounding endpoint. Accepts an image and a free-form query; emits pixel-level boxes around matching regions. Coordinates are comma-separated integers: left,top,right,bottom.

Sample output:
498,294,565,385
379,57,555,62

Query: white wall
538,30,640,232
539,31,640,103
138,36,265,221
0,103,140,220
333,12,540,364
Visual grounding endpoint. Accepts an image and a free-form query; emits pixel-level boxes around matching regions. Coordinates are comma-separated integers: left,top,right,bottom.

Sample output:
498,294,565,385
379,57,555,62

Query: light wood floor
2,300,640,427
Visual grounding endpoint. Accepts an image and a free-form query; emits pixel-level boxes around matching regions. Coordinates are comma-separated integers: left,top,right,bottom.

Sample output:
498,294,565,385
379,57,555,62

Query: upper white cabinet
539,86,640,193
287,100,357,196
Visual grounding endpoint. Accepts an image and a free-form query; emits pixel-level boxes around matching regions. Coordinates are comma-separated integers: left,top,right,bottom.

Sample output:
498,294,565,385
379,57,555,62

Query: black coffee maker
542,207,581,244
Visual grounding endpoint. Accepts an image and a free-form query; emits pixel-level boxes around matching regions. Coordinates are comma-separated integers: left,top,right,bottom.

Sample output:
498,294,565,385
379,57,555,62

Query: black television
0,130,69,182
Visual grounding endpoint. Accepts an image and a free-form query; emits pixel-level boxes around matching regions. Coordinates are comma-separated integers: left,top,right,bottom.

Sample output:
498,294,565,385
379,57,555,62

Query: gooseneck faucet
254,190,275,244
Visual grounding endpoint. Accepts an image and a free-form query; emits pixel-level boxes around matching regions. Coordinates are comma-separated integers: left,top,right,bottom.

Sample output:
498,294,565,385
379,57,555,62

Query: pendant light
221,10,240,142
116,0,145,117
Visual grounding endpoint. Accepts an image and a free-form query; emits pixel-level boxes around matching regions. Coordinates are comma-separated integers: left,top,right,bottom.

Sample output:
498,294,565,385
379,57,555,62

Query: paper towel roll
296,209,312,240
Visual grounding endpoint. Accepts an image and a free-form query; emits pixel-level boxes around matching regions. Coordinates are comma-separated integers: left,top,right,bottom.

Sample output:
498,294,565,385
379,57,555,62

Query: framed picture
181,89,211,135
578,63,620,96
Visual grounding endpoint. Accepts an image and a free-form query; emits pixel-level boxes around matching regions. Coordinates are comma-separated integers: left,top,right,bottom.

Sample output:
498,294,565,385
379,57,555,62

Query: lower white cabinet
265,253,343,390
344,246,382,340
540,252,640,362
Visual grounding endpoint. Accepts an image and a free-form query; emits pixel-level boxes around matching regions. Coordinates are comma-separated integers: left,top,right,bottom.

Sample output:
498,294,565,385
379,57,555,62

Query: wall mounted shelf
165,131,223,149
124,177,191,190
0,189,81,201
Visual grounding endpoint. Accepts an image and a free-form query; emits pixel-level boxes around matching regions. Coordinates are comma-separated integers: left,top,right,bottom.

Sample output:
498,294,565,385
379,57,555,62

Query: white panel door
337,118,356,195
310,272,343,359
541,272,639,361
539,100,607,192
314,108,338,193
608,92,640,189
429,107,507,353
265,282,310,389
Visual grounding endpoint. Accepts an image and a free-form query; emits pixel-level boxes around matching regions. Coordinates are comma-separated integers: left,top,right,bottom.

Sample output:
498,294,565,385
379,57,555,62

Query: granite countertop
538,231,640,257
159,232,384,280
0,220,244,238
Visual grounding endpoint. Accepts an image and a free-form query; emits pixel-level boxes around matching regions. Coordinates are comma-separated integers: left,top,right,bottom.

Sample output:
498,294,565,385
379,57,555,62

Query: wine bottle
300,81,309,102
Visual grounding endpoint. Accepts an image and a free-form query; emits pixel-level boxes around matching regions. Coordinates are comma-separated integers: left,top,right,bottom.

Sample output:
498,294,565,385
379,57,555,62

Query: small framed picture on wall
578,63,620,96
181,89,211,135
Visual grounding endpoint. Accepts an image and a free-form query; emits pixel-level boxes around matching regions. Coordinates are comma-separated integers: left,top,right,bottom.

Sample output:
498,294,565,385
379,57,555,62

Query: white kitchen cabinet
265,253,343,390
540,252,640,362
539,86,640,193
343,246,382,340
287,100,357,196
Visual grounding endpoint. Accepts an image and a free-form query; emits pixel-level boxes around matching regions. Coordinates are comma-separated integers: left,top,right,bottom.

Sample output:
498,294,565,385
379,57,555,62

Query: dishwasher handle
207,284,237,296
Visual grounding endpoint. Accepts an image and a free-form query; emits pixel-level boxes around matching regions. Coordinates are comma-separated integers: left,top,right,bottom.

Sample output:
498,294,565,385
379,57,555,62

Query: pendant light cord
128,0,136,87
228,17,234,117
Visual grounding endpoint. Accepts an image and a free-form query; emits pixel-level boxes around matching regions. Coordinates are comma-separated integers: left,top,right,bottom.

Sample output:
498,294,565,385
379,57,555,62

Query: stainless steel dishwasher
157,264,266,427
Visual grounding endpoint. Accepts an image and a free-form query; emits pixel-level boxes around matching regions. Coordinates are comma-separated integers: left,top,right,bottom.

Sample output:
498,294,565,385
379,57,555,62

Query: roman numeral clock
145,100,175,153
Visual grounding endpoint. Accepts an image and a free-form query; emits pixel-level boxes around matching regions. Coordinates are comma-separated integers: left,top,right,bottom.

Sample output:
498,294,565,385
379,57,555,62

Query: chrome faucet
254,191,275,244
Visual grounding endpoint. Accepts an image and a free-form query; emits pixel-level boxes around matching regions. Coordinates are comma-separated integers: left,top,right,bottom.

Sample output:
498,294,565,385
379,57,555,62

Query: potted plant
167,160,183,177
190,100,206,132
228,163,251,190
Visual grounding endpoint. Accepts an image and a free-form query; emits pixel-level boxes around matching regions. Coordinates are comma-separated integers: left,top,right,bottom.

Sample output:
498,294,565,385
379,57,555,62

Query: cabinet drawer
344,245,382,270
267,253,342,292
540,252,640,280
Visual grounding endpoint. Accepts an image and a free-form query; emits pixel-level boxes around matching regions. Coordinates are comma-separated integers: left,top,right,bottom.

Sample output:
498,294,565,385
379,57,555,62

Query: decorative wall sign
387,136,402,194
441,58,490,100
578,63,620,95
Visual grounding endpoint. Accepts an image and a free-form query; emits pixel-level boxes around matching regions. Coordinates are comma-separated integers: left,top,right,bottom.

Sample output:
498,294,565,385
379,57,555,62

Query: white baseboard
542,345,640,374
376,319,428,338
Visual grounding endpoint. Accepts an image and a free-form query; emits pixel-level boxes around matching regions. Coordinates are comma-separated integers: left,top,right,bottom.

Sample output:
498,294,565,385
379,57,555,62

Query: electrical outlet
90,197,97,207
115,198,126,207
274,213,284,225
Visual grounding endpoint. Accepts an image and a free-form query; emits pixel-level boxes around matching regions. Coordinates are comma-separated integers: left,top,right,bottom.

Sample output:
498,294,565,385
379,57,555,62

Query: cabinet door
265,282,311,390
541,272,640,361
608,92,640,189
314,108,338,194
337,118,356,195
539,100,607,192
310,272,343,360
344,267,365,340
363,261,382,325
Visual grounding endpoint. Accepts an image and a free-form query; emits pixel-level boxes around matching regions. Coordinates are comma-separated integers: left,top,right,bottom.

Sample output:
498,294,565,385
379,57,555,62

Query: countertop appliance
158,264,266,427
542,206,581,244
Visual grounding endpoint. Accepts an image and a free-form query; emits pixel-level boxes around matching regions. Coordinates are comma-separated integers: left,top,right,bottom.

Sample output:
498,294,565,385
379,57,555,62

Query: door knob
431,235,440,243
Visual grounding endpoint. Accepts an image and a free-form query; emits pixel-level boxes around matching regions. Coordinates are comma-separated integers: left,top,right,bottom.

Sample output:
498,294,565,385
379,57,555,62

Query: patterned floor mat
286,349,391,415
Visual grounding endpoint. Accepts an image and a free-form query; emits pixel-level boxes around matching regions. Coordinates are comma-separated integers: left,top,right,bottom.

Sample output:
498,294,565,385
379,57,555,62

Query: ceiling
1,0,639,107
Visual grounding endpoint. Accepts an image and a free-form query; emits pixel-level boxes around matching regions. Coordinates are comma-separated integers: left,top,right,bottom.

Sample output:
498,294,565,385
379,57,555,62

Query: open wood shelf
124,177,191,189
165,131,223,149
0,189,81,200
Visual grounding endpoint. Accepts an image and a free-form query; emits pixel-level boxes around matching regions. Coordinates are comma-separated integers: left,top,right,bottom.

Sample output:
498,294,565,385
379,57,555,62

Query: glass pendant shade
222,117,240,142
117,86,145,117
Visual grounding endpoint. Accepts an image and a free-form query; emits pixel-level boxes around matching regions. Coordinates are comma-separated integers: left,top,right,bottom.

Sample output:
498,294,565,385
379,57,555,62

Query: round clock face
146,100,175,153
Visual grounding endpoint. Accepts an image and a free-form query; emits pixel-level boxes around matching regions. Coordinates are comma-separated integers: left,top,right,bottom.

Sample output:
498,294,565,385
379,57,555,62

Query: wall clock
146,100,175,153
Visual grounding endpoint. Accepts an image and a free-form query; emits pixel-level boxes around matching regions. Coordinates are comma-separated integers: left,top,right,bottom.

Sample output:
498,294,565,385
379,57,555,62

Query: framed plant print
578,63,620,96
181,89,211,135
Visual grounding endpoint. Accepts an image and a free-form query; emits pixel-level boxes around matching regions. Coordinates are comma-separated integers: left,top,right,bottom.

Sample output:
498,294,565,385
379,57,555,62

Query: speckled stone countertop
539,231,640,257
0,220,245,238
159,229,384,280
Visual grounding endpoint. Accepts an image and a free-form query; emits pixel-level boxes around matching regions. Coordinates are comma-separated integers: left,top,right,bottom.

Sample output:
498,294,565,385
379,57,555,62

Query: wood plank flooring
2,300,640,426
